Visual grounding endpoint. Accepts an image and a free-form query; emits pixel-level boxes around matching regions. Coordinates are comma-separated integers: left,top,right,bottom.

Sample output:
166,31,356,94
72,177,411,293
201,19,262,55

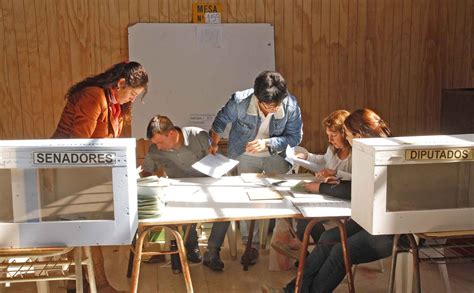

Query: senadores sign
33,151,116,166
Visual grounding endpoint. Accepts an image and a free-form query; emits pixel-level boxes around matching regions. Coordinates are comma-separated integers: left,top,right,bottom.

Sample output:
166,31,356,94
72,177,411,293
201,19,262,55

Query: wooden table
130,176,354,293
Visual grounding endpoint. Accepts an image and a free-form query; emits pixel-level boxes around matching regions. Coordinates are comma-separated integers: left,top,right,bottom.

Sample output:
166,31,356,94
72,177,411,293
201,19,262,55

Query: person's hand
245,139,267,153
303,182,320,193
316,168,336,178
295,152,308,160
323,176,340,184
208,144,219,155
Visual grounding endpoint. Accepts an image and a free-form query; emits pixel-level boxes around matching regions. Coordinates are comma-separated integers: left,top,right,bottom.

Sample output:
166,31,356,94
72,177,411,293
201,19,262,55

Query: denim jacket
212,88,303,159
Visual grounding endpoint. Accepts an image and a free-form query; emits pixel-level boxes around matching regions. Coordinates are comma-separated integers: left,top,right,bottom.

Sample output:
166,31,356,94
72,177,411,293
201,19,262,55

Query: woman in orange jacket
52,61,148,292
52,61,148,139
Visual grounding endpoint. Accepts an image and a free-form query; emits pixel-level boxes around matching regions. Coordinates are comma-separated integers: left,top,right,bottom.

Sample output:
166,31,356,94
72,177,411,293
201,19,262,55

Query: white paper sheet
285,146,321,173
290,195,351,217
192,153,239,178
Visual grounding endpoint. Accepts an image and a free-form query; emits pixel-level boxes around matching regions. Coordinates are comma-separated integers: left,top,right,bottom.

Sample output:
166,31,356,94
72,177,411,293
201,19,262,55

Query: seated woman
267,108,394,293
294,109,351,243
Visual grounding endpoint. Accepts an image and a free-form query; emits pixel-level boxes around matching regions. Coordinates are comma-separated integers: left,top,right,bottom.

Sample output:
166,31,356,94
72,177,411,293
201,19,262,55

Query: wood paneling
0,0,473,153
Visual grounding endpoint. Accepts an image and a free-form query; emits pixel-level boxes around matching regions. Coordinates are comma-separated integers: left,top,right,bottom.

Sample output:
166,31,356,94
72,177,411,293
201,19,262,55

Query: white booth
352,134,474,235
0,138,138,248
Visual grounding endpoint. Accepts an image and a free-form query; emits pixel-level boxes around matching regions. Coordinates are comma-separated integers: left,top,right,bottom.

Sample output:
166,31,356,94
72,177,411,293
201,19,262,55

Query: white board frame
0,138,138,248
128,23,275,138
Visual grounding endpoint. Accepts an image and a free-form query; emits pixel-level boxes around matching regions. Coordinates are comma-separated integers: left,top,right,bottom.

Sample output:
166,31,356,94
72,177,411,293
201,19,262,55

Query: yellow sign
192,3,222,23
405,148,474,161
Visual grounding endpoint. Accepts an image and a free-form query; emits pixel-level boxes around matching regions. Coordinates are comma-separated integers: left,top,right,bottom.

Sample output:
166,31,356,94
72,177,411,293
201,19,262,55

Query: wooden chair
0,246,96,293
388,230,474,293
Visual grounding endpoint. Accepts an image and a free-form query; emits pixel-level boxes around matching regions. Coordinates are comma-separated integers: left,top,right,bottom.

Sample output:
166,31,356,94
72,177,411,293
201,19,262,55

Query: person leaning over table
208,70,303,269
51,61,149,293
141,115,232,270
263,108,397,293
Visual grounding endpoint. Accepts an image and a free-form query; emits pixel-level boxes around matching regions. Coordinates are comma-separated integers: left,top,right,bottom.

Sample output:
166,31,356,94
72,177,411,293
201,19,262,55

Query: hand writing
208,144,219,155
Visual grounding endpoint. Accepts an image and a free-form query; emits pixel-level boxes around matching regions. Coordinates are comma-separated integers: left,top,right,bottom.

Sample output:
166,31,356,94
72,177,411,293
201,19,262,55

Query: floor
1,234,473,293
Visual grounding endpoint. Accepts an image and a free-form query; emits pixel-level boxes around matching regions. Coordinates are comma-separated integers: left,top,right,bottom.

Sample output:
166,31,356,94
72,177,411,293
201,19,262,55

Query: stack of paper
290,195,351,217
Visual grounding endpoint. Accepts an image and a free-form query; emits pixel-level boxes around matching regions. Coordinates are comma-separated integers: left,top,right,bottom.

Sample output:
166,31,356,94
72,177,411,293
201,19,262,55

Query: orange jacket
52,87,122,138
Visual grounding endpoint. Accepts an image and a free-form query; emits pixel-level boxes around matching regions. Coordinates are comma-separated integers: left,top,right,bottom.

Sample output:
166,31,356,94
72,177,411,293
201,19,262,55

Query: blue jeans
237,153,291,246
185,222,230,252
285,220,393,293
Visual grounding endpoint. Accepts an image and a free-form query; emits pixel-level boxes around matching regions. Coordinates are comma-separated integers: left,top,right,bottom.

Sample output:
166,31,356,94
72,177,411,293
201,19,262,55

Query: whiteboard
129,23,275,138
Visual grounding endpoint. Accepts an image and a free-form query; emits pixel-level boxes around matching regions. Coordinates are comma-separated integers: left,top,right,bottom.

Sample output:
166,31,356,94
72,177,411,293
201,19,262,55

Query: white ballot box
0,138,138,247
352,134,474,235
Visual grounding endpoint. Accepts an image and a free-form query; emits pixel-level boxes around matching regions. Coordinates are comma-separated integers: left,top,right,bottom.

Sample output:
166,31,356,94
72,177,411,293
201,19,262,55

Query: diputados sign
405,148,473,161
33,152,116,166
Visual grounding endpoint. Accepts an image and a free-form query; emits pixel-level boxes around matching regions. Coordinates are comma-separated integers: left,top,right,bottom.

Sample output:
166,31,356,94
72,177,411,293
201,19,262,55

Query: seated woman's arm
319,180,351,200
303,180,351,200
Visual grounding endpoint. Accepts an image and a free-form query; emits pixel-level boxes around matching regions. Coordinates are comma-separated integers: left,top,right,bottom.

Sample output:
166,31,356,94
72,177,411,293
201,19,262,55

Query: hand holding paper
192,153,239,178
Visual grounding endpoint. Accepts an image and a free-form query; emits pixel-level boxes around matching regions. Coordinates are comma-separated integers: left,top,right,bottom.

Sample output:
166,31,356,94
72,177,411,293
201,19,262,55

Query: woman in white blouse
272,110,351,262
297,109,351,182
295,110,351,244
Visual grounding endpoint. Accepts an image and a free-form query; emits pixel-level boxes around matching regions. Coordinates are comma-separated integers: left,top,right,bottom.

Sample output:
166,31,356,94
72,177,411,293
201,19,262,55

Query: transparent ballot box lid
0,139,138,248
352,134,474,235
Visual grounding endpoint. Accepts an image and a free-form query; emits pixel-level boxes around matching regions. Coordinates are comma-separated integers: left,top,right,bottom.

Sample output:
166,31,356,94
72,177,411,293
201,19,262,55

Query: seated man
141,115,229,270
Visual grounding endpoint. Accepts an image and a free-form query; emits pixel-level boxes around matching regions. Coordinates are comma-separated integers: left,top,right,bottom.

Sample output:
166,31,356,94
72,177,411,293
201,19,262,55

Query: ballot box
352,134,474,235
0,138,138,248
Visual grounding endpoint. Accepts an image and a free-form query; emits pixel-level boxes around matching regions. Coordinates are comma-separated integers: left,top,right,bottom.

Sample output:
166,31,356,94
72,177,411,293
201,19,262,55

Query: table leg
127,231,138,278
241,220,256,271
334,219,354,293
168,228,194,293
295,218,321,292
388,234,401,293
130,226,194,293
406,234,421,293
74,247,83,293
130,228,149,293
84,247,97,293
295,218,354,293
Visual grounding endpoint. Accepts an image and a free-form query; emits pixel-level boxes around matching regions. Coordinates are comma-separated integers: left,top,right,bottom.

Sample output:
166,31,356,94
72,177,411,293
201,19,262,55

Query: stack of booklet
137,176,168,219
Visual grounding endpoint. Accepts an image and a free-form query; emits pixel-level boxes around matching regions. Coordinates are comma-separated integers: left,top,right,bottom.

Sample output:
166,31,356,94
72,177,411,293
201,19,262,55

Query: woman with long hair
52,61,148,292
266,109,394,293
52,61,148,138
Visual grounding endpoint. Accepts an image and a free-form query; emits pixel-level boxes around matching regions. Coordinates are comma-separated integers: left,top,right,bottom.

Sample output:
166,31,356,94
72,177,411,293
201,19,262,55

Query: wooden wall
0,0,473,153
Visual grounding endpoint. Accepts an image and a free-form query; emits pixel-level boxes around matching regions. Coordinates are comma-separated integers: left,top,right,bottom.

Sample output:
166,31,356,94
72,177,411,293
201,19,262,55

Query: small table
130,176,355,293
130,176,301,293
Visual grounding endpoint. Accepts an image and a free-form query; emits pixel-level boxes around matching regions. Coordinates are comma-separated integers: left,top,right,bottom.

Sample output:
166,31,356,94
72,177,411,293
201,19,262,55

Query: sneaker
271,241,300,260
203,251,224,271
240,247,259,265
186,245,202,263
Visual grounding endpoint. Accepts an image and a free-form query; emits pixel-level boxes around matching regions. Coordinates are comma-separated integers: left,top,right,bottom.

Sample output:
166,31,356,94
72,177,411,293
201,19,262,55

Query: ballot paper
290,195,351,217
246,188,284,200
192,153,239,178
285,146,321,173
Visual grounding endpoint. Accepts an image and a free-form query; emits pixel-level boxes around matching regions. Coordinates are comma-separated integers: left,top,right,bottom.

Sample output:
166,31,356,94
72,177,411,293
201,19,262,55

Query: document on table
192,153,239,178
290,195,351,217
246,188,284,200
285,146,321,173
